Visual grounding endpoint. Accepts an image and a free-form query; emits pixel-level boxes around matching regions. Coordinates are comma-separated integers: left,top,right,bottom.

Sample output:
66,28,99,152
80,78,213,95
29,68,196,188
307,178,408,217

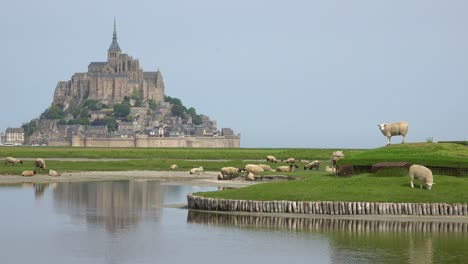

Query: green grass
0,146,364,160
196,172,468,203
339,143,468,168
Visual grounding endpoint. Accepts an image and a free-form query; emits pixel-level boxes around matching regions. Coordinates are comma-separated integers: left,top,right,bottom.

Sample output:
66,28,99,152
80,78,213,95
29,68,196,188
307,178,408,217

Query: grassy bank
196,172,468,203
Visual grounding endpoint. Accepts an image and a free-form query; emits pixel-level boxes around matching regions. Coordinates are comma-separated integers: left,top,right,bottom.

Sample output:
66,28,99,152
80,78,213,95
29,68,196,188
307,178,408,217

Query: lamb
283,158,296,164
304,160,320,170
169,164,179,170
5,157,23,166
276,164,299,172
325,166,336,174
258,164,275,172
408,164,434,190
220,167,242,180
48,170,61,177
243,164,265,174
266,155,278,163
21,170,36,177
246,172,256,181
378,121,409,146
34,158,47,171
189,166,204,175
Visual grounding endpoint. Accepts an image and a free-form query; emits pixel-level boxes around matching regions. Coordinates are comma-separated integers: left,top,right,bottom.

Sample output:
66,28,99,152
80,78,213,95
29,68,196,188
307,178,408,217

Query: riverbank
0,170,258,188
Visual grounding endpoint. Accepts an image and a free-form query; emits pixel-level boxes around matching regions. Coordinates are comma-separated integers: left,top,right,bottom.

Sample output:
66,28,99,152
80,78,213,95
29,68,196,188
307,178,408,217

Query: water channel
0,180,466,263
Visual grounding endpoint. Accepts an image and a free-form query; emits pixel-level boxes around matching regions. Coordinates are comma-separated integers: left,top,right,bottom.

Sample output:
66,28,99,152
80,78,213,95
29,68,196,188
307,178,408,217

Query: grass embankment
196,143,468,203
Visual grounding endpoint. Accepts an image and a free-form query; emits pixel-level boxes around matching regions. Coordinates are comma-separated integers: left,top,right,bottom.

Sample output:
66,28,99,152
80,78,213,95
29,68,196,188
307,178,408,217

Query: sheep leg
386,137,391,146
401,135,406,144
410,181,414,188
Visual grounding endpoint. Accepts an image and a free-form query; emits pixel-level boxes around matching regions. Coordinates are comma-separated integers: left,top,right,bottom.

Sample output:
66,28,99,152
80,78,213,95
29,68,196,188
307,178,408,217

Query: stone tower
52,20,166,111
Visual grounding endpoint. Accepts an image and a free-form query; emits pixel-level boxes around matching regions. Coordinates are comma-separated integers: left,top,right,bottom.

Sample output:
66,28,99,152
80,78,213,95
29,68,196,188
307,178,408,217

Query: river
0,180,466,263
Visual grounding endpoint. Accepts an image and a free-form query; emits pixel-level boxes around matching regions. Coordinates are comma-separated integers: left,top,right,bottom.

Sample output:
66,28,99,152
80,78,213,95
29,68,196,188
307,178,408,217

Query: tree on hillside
40,104,65,120
148,99,157,110
114,103,131,118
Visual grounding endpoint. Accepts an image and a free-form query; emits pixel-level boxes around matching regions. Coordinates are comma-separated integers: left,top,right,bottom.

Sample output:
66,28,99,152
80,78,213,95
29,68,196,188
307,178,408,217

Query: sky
1,0,467,148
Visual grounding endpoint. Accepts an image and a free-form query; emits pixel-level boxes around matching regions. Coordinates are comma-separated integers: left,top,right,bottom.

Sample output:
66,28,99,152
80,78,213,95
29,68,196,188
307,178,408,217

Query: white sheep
276,164,299,172
217,172,224,180
246,172,256,181
409,164,434,190
378,121,409,146
5,157,23,166
35,158,47,171
48,169,61,177
283,158,296,164
266,155,278,163
258,164,275,172
169,164,179,170
243,164,265,174
325,166,336,174
304,160,320,170
189,166,204,175
220,167,242,179
21,170,36,177
330,151,345,175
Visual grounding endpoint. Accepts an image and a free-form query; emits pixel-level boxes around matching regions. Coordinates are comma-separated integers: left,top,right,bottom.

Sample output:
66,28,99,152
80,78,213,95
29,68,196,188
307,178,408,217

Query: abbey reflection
52,180,168,232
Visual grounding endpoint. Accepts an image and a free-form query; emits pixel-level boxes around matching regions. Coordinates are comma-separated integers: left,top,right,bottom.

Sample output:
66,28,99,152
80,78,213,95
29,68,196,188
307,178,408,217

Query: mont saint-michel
17,22,239,148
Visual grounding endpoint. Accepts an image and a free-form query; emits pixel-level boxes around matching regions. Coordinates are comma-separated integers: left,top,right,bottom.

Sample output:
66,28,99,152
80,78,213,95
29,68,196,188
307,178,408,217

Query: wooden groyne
187,194,468,216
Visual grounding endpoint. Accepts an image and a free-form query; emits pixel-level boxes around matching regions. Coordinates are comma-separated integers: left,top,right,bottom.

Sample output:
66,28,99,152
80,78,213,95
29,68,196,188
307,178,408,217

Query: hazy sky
1,0,467,148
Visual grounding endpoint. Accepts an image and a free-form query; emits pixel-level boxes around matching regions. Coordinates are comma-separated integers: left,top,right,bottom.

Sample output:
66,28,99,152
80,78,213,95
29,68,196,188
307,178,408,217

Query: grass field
1,143,467,203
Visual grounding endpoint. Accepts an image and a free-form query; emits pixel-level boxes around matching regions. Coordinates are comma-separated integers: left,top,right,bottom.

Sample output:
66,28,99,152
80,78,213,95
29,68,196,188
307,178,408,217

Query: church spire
108,18,121,53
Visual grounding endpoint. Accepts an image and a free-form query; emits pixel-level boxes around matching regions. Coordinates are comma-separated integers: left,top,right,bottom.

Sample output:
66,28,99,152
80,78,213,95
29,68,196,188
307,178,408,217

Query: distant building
0,132,5,145
90,111,106,121
5,128,25,145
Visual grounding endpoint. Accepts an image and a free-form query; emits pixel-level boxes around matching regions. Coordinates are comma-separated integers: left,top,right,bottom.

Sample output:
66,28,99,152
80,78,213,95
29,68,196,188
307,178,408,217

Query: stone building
4,128,25,145
53,20,165,112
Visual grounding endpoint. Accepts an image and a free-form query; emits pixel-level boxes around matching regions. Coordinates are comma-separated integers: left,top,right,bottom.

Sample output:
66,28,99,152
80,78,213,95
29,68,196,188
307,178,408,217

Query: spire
108,18,121,53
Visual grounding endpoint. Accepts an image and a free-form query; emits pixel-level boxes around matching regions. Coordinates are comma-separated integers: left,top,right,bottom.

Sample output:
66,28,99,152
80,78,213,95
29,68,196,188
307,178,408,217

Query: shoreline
0,170,257,188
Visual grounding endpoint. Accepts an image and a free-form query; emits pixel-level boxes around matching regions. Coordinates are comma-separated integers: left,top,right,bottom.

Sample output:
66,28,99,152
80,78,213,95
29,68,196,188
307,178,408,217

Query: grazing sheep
220,167,242,180
330,151,345,175
5,157,23,166
21,170,36,177
246,172,256,181
258,164,275,172
325,166,336,174
189,166,204,175
169,164,179,170
283,158,296,164
304,160,320,170
266,155,278,163
243,164,265,174
378,121,409,146
217,172,224,180
276,164,299,172
48,170,61,177
34,158,47,171
409,164,434,190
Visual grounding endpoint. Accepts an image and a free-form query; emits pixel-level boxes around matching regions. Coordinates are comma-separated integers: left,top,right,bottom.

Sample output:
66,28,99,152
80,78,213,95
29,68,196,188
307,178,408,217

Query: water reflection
52,180,167,232
188,210,468,264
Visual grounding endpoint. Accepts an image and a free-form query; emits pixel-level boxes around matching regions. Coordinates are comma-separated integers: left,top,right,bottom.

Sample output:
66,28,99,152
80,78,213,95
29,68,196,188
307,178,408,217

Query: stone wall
187,194,468,216
71,135,240,148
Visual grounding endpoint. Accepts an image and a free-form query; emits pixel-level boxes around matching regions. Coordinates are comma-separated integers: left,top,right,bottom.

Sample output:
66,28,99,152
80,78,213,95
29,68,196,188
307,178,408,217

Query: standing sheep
5,157,23,166
409,165,434,190
330,151,345,175
189,166,204,175
304,160,320,170
258,164,275,172
378,121,409,146
220,167,242,180
283,158,296,164
276,164,299,172
266,155,278,163
243,164,265,174
21,170,36,177
35,158,47,171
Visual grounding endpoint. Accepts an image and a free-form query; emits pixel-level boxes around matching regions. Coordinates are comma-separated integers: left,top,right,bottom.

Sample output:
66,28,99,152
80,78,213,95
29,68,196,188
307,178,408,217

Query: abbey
54,20,165,111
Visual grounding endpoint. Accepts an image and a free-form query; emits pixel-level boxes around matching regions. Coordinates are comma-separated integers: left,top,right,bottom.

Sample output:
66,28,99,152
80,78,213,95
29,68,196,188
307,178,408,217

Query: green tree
21,119,38,138
40,104,65,120
114,103,131,118
171,104,186,118
83,99,101,111
105,117,118,132
148,99,157,110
